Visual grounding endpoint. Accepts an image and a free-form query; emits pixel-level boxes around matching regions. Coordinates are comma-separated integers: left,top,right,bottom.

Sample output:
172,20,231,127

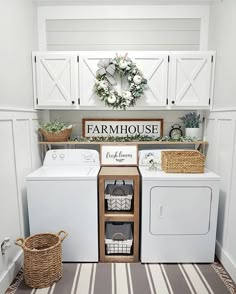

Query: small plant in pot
179,112,202,140
39,120,73,142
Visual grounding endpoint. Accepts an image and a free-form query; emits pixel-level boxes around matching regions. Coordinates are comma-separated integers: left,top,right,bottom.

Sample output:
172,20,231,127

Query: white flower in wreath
99,80,108,89
107,95,116,104
125,100,131,107
119,60,128,69
133,75,142,85
122,91,132,100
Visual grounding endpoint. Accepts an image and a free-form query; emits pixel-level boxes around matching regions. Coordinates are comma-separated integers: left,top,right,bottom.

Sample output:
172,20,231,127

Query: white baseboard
0,251,23,294
216,241,236,283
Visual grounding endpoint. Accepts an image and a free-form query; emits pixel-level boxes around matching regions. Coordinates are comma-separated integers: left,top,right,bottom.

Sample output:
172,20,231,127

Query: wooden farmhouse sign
100,145,138,166
82,119,163,138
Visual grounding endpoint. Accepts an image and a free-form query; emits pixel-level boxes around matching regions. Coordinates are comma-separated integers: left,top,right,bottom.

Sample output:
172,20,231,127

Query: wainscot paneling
0,119,21,276
0,109,44,294
204,111,236,283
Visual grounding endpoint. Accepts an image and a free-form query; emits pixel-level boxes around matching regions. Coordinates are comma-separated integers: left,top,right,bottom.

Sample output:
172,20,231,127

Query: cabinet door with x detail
34,53,78,108
169,52,214,108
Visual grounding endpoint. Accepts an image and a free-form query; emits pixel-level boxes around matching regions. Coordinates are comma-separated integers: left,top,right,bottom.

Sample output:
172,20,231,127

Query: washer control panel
44,149,100,166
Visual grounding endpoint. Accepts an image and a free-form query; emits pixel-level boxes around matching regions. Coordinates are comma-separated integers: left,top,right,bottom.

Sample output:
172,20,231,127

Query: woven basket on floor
15,231,68,288
161,150,205,173
39,128,72,142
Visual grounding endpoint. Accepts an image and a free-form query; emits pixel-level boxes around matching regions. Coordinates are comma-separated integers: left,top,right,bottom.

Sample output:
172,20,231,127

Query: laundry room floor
6,261,236,294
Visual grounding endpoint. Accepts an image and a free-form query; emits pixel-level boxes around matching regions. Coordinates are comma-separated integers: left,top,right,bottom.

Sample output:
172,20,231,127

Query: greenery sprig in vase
179,112,202,140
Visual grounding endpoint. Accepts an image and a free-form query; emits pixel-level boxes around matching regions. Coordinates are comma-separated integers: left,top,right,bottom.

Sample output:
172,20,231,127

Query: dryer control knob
60,153,65,159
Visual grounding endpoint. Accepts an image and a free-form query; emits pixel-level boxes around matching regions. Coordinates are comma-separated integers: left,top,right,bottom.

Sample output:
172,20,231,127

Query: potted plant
179,112,202,139
39,120,73,142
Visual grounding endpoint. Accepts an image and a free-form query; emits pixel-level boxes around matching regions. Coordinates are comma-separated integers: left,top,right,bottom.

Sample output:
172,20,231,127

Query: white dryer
26,149,100,262
139,150,220,263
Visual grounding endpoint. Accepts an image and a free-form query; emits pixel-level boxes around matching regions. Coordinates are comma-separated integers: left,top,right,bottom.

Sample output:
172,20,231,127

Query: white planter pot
185,128,202,140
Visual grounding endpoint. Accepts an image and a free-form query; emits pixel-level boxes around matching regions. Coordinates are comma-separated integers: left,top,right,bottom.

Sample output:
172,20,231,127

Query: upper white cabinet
169,52,214,108
127,53,169,108
79,53,108,108
32,51,215,110
33,53,79,108
79,52,169,109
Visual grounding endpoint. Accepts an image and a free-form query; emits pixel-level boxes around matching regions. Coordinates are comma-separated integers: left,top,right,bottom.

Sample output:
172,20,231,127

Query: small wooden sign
100,145,138,166
82,118,163,138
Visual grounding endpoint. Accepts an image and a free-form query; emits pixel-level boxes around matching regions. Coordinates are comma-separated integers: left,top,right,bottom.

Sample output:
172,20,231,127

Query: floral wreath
94,53,147,110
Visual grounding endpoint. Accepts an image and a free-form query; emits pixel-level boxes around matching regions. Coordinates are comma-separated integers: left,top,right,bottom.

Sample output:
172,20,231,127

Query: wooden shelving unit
99,166,140,262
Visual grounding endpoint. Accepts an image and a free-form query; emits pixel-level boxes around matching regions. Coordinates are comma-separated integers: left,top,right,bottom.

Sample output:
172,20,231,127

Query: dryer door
150,186,212,235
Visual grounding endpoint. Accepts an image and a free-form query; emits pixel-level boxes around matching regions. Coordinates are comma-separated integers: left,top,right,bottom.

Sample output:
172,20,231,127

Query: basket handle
114,180,125,185
112,233,127,241
112,187,126,196
57,230,68,242
15,238,25,249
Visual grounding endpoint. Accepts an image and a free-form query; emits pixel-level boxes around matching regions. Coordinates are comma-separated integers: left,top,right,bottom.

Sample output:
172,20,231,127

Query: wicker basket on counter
39,128,72,142
161,150,205,173
15,231,68,288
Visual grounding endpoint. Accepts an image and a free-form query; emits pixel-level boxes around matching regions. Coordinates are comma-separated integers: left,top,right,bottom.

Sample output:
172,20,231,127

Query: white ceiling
33,0,220,6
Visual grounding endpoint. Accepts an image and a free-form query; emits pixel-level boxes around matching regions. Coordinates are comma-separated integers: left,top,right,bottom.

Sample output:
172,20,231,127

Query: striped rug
8,262,236,294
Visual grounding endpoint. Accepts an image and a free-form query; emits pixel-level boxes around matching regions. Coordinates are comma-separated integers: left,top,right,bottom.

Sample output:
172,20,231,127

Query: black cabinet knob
72,101,75,104
171,101,175,104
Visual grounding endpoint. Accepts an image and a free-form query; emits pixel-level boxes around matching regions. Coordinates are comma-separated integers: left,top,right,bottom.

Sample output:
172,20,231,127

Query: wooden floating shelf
39,141,208,145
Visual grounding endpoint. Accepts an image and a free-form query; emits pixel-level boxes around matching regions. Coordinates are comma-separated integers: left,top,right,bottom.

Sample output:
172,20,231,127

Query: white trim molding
211,108,236,113
37,5,210,50
34,0,220,6
216,241,236,283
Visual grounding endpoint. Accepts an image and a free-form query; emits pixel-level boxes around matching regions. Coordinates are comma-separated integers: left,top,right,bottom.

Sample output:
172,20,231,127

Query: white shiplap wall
46,18,200,51
38,5,209,50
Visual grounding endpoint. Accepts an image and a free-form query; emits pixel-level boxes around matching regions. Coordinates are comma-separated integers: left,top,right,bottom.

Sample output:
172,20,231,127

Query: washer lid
26,166,100,181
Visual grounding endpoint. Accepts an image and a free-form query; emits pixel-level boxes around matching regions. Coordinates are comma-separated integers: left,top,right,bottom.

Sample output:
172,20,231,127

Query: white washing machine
26,149,100,262
139,150,220,263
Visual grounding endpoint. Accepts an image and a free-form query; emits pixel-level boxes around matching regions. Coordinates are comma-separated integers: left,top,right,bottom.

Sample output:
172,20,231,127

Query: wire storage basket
15,231,68,288
105,223,133,254
161,150,205,173
39,128,72,142
105,180,133,211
